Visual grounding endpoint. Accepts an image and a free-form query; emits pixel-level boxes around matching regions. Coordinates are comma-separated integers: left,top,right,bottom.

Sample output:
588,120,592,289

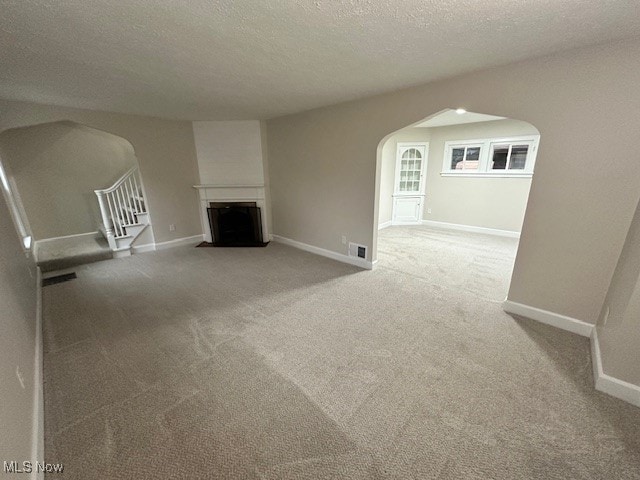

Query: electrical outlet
603,306,610,325
427,208,432,214
169,224,176,232
341,235,347,245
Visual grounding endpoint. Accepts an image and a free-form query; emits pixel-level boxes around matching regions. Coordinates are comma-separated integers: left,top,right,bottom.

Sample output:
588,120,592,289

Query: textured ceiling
2,0,640,120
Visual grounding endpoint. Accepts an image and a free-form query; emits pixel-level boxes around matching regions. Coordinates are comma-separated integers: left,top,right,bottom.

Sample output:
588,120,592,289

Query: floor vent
348,242,367,259
42,272,77,287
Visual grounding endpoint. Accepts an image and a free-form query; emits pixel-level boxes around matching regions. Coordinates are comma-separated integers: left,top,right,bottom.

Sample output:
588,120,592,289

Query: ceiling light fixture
455,108,467,115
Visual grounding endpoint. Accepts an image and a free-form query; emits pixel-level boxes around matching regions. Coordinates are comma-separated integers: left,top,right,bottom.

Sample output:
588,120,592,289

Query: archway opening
373,108,540,301
0,120,153,269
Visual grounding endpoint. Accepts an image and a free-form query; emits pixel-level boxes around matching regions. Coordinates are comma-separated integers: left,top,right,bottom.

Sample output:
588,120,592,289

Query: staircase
95,167,151,257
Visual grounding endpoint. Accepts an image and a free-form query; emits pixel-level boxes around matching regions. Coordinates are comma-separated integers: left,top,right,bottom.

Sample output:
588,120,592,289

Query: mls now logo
4,460,64,474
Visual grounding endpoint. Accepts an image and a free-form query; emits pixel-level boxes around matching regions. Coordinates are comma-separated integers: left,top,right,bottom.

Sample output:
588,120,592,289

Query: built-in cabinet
392,143,428,224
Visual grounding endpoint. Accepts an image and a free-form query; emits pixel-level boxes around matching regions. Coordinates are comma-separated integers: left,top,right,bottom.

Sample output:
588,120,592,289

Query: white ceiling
2,1,640,120
415,110,506,128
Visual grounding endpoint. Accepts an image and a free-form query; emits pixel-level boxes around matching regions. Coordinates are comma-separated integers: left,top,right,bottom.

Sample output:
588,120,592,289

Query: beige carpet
38,233,112,273
43,226,640,479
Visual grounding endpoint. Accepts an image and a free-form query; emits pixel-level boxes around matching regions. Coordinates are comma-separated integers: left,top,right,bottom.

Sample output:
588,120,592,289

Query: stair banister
95,166,148,244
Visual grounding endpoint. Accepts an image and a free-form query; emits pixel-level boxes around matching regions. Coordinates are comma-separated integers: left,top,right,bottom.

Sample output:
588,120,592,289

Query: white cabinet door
392,143,428,225
392,196,422,223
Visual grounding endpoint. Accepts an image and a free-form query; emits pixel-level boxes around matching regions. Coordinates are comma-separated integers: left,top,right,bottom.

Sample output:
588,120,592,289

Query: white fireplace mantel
193,184,269,243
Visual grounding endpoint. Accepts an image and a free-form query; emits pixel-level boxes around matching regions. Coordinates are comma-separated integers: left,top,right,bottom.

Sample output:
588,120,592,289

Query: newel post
95,190,117,250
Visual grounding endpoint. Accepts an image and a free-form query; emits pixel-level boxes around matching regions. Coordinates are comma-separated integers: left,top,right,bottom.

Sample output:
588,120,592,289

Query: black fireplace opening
207,202,268,247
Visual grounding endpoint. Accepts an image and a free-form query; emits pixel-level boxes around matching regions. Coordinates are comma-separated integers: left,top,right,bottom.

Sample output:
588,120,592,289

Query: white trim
591,330,640,408
272,235,372,270
502,299,594,337
112,248,132,258
193,185,269,244
394,220,426,226
503,300,640,408
378,220,392,230
155,234,204,251
34,231,99,245
442,135,539,175
31,268,44,479
193,184,265,189
421,220,520,238
127,234,204,254
440,173,533,178
392,193,426,198
131,243,156,254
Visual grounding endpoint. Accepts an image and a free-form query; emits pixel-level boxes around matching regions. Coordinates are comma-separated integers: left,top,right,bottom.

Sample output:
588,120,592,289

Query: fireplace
207,202,267,247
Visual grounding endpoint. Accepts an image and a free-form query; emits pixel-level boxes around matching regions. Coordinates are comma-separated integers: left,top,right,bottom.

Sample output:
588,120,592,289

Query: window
450,145,481,171
442,136,539,177
489,142,533,171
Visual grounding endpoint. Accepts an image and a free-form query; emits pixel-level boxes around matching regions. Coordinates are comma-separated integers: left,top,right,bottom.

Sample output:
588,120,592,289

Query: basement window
450,144,482,171
442,135,539,177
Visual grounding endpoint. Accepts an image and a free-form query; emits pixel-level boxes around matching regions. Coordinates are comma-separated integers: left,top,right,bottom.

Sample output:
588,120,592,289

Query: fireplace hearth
206,202,268,247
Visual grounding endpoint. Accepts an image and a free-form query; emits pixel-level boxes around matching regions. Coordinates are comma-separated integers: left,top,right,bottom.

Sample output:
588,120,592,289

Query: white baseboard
378,221,392,230
502,299,594,337
130,235,204,254
503,299,640,408
130,243,156,254
421,220,520,238
155,234,204,251
34,231,99,245
272,235,373,270
112,248,132,258
591,330,640,407
32,268,44,479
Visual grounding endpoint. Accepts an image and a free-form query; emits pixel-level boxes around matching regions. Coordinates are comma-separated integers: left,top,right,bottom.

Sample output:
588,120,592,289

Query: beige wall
0,100,202,244
0,185,38,467
424,119,538,232
0,121,137,240
192,120,265,185
266,38,640,328
378,129,431,225
596,197,640,385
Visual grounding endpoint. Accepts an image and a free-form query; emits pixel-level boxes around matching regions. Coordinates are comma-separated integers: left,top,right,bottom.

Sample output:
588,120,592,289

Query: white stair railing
95,167,148,251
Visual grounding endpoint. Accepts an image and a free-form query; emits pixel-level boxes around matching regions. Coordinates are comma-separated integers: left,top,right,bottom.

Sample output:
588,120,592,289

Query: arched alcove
0,120,144,242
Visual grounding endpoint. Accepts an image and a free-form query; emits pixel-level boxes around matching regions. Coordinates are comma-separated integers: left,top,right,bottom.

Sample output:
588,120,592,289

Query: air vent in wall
348,242,367,259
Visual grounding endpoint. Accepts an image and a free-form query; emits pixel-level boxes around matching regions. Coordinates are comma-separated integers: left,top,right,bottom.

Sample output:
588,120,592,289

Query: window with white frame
450,144,482,172
442,135,539,176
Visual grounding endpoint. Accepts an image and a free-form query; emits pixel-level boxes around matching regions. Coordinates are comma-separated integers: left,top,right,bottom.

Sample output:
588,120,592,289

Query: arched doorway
0,120,154,270
374,108,540,301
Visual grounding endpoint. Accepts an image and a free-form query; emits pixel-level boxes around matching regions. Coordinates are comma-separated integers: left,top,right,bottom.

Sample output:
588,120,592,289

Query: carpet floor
43,226,640,479
38,233,112,273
